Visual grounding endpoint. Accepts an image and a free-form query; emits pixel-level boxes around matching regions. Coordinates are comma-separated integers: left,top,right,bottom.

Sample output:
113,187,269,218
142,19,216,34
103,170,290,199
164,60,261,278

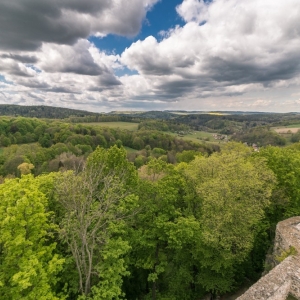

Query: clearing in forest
80,122,139,130
273,127,300,134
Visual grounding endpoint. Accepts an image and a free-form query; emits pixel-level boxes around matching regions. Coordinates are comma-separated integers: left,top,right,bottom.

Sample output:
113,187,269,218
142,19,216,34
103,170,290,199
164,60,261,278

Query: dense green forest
1,106,300,299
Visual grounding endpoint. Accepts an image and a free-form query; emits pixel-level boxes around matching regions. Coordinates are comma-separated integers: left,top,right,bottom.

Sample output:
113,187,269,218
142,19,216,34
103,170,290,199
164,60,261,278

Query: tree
39,133,52,148
184,143,276,295
176,150,201,163
132,136,145,150
258,146,300,220
0,135,11,147
0,175,65,299
55,146,138,298
127,161,218,300
17,162,34,175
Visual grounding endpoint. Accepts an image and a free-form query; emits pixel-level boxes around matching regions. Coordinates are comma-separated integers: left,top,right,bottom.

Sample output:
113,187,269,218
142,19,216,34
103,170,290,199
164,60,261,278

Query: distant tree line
232,126,287,146
0,104,101,119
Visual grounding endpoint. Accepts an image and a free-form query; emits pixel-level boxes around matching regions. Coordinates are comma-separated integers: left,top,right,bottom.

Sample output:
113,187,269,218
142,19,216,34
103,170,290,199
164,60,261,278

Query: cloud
0,39,122,92
120,0,300,105
1,0,300,112
0,53,37,64
0,56,37,77
176,0,209,24
0,0,160,51
38,40,105,76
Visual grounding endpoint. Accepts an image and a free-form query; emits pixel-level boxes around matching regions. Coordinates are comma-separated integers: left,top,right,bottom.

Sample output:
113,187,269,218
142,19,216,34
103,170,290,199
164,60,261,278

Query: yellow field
273,127,300,134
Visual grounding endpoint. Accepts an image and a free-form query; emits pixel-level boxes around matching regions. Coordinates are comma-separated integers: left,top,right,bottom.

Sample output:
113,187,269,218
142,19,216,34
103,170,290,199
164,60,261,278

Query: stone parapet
237,217,300,300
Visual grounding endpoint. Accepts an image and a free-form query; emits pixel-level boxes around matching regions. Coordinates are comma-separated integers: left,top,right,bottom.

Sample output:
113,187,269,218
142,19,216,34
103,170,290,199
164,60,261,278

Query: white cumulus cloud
120,0,300,108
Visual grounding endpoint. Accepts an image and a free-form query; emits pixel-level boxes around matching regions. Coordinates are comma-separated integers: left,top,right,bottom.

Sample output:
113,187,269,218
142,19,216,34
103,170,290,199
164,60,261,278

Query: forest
1,106,300,299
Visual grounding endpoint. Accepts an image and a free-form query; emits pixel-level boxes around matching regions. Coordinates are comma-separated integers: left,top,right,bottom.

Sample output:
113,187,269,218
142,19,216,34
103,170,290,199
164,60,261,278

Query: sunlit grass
124,146,139,153
80,122,139,130
167,130,226,145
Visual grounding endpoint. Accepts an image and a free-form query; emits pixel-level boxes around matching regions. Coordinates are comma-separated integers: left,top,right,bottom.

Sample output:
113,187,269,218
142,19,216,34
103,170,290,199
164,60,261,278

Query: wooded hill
0,104,100,119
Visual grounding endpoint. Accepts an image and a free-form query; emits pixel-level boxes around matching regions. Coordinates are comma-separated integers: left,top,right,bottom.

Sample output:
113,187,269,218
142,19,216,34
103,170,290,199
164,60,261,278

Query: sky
0,0,300,113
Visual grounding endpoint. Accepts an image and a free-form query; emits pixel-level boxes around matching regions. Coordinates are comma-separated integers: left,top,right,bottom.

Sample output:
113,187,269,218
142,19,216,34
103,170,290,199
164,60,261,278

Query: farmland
79,122,139,131
168,130,223,144
273,126,300,134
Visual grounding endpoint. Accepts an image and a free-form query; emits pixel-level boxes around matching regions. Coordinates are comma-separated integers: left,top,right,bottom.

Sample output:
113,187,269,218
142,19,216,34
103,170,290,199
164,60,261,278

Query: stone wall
237,216,300,300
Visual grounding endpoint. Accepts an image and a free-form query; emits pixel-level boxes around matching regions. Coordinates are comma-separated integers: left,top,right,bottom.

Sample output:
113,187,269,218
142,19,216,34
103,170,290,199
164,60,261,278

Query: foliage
17,162,34,175
2,110,300,299
232,126,286,146
184,143,276,294
258,146,300,220
55,146,138,298
275,246,298,263
0,175,65,299
138,120,190,132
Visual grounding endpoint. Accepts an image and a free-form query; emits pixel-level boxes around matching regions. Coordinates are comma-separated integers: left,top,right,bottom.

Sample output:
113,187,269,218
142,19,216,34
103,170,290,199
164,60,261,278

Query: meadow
168,130,226,145
273,127,300,134
80,122,139,131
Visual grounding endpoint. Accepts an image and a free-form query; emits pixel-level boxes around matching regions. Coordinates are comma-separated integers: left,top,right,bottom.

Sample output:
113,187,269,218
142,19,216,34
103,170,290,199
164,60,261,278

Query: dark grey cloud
45,87,81,94
48,59,104,76
38,40,108,76
9,69,34,77
0,0,155,51
155,78,198,96
140,64,173,76
15,78,50,89
99,74,122,86
0,53,38,63
0,62,34,77
0,0,89,50
62,65,102,76
205,55,300,85
61,0,110,15
88,87,105,92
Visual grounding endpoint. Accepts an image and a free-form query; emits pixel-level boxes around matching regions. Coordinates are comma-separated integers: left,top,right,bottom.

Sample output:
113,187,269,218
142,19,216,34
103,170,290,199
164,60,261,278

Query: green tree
55,146,138,298
0,135,11,147
176,150,201,163
184,143,276,295
258,146,300,219
0,175,65,299
125,160,212,300
132,136,145,150
39,133,52,148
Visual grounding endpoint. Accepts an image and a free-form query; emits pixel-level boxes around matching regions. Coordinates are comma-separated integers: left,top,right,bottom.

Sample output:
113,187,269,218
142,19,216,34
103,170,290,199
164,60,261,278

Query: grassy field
273,127,300,134
168,130,226,144
286,123,300,128
81,122,139,130
0,148,3,155
124,146,139,153
77,122,228,145
273,123,300,134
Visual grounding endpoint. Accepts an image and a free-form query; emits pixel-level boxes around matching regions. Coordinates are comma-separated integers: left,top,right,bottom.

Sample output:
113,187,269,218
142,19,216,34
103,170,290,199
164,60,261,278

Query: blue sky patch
89,0,185,55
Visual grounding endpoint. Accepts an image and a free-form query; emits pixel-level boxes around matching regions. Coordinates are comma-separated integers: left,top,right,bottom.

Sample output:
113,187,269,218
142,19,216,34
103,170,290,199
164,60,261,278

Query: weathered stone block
237,217,300,300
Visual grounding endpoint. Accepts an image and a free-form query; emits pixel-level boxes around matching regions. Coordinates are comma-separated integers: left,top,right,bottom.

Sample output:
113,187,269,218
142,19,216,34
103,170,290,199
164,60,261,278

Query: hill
0,104,100,119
